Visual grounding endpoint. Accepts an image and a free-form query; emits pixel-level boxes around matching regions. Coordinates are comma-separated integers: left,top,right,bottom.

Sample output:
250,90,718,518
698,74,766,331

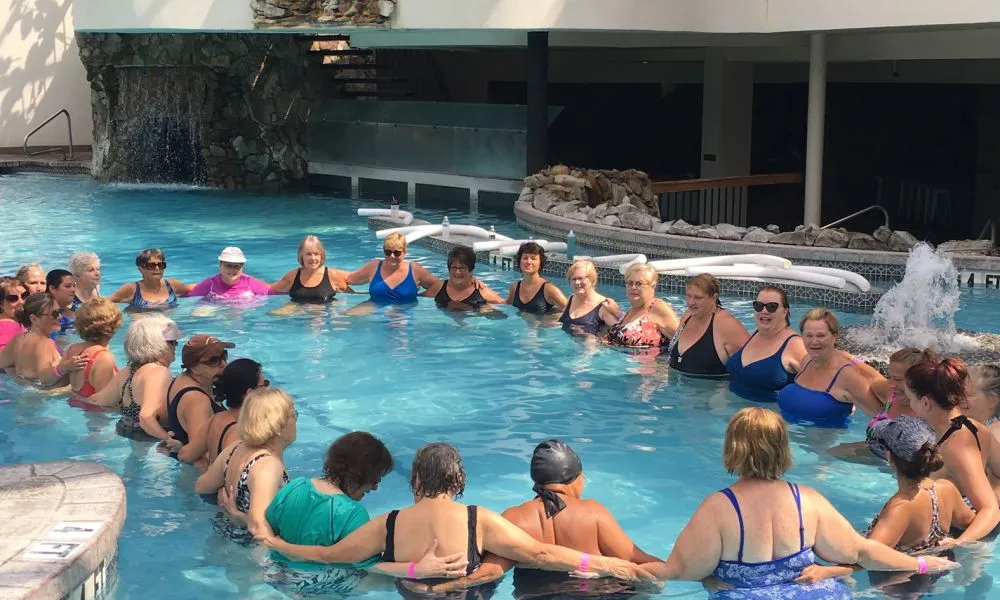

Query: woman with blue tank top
346,233,440,305
727,286,807,402
638,407,958,597
777,308,882,427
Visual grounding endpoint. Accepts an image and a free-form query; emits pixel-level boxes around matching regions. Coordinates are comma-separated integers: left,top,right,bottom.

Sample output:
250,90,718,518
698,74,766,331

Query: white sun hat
218,247,247,264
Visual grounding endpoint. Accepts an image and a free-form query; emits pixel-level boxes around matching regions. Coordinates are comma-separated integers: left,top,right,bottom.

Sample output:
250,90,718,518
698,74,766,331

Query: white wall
0,0,93,148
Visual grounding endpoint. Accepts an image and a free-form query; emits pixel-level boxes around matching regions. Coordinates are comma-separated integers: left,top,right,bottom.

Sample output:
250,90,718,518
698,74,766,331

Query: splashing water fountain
841,243,1000,367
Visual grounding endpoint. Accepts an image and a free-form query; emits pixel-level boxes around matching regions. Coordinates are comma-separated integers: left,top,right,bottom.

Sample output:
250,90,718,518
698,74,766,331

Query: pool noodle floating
358,208,415,226
683,265,848,290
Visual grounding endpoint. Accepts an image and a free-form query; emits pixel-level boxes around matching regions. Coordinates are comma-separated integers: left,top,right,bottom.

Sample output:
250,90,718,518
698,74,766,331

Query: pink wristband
580,553,590,572
917,557,927,575
53,364,62,378
408,562,416,578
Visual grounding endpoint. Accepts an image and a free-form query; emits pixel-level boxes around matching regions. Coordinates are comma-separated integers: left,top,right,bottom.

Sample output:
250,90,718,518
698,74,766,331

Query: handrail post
23,109,74,159
820,204,890,231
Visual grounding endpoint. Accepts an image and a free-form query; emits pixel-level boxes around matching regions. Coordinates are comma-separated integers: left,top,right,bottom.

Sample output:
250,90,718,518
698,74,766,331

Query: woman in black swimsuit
262,443,646,584
558,259,619,335
668,274,748,377
167,334,233,467
271,235,354,304
905,358,1000,543
504,242,567,315
426,246,504,311
203,358,267,466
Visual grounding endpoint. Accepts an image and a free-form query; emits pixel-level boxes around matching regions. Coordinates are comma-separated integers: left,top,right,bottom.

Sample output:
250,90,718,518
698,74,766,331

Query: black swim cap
530,439,583,518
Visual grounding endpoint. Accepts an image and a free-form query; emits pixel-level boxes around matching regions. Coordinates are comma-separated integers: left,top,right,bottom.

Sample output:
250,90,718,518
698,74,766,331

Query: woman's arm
345,260,377,286
246,456,285,539
194,443,234,494
593,502,663,564
269,270,296,294
412,264,443,292
543,282,569,309
503,282,518,305
247,276,277,296
477,281,505,304
38,351,87,387
107,282,137,304
781,335,807,373
183,278,213,298
85,368,127,407
718,313,750,358
168,278,193,296
943,442,1000,543
0,337,17,369
262,512,390,563
177,393,214,464
138,369,179,446
409,554,513,592
367,540,472,579
840,369,883,418
329,269,358,294
638,495,723,581
651,300,680,339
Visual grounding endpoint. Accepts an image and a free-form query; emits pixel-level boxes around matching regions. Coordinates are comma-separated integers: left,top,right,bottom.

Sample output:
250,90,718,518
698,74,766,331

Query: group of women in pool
3,232,1000,597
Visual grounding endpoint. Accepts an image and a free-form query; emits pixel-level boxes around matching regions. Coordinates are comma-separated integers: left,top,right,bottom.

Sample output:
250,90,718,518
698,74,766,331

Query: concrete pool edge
0,461,125,600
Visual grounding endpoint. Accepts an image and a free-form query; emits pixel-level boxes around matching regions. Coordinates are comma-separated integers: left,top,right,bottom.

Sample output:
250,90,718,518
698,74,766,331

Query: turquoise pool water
2,173,1000,599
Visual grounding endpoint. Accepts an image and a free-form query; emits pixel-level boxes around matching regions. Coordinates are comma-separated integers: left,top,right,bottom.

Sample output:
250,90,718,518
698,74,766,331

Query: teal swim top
265,477,380,569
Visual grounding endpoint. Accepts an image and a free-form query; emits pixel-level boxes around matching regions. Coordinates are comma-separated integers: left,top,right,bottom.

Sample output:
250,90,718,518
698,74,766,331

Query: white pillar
407,181,417,203
700,51,753,179
350,176,360,200
804,34,827,226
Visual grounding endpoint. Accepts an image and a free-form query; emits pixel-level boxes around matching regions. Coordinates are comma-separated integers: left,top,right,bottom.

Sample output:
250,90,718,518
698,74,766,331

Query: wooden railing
653,173,802,227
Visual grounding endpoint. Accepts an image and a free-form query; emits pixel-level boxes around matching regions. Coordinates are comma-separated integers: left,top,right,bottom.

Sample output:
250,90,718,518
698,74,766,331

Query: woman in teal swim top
108,249,193,311
346,233,440,305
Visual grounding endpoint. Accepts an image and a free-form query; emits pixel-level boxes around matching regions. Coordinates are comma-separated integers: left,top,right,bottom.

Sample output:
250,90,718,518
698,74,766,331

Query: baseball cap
181,334,235,369
870,416,937,462
218,247,247,264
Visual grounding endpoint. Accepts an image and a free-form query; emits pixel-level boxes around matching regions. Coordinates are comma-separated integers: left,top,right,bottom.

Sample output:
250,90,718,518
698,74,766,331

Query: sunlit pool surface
2,173,1000,599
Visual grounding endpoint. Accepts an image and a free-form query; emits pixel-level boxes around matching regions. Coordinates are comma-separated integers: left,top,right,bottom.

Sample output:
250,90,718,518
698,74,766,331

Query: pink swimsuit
186,274,274,302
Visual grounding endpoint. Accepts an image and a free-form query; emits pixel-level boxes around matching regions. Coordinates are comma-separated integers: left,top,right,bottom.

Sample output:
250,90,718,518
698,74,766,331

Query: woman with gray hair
68,252,102,310
606,263,679,350
84,314,182,446
108,248,192,311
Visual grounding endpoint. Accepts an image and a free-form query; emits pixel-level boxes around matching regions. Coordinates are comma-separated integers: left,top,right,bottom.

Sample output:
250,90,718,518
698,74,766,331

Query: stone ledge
0,462,125,600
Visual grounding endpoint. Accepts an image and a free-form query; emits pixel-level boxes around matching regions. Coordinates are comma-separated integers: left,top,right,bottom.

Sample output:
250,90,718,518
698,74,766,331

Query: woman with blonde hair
347,232,439,305
196,387,297,541
69,252,102,310
558,259,619,335
606,263,679,349
669,274,748,377
271,235,354,303
640,407,958,595
63,298,123,398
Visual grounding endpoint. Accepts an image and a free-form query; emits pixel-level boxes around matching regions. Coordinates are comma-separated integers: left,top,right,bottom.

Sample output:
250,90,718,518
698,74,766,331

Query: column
526,31,549,176
700,50,753,179
804,33,827,226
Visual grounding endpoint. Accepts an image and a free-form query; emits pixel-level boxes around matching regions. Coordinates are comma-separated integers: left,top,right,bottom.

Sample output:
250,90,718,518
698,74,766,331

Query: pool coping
0,461,125,600
0,156,91,177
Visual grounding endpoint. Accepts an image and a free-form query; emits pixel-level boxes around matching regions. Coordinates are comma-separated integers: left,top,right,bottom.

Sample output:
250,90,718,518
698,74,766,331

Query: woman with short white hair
557,260,619,335
83,314,182,446
68,252,101,310
607,263,679,350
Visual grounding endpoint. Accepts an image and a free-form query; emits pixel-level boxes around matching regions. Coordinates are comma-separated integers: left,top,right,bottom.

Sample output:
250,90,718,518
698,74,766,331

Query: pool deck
0,153,92,176
0,461,125,600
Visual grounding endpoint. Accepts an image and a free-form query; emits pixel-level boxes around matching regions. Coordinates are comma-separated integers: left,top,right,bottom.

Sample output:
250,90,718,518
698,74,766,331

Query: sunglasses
49,309,62,319
383,249,404,257
221,262,244,269
166,340,179,348
753,301,781,313
4,291,29,303
202,351,228,366
142,261,167,271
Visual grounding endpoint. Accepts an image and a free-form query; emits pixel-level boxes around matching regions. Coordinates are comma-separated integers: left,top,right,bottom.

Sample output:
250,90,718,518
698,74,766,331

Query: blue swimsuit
727,333,798,403
368,261,418,305
558,296,607,335
712,484,850,599
129,280,177,311
776,361,854,427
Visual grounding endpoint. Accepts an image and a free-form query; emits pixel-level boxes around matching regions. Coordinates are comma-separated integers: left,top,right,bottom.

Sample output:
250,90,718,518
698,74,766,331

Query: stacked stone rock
77,33,318,190
252,0,395,26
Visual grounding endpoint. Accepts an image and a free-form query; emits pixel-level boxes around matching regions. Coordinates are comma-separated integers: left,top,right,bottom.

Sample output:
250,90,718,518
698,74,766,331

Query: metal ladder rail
23,109,74,159
821,204,890,230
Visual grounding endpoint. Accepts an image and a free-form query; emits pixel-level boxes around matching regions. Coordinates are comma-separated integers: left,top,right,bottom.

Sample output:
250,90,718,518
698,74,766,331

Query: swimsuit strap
217,421,238,455
928,483,943,532
788,482,805,550
776,333,799,354
383,509,400,563
466,505,479,574
738,330,759,352
824,363,853,393
223,442,242,480
120,366,139,411
939,415,981,451
718,488,745,562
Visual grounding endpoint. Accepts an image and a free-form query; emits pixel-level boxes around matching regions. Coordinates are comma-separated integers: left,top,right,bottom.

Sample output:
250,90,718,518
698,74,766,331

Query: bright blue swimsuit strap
788,482,805,550
775,333,798,355
371,260,385,284
736,330,758,355
825,364,852,393
719,488,745,562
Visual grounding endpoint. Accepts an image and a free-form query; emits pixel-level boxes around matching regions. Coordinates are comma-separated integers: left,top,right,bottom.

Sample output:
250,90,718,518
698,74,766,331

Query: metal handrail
821,204,890,230
979,219,996,244
23,109,74,159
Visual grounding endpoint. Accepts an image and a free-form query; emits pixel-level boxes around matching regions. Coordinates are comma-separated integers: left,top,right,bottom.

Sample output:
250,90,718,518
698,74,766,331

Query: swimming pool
2,173,999,599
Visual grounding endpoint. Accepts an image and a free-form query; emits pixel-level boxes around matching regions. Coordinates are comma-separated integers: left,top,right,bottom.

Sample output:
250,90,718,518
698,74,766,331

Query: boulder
766,224,781,234
611,183,629,205
715,223,747,241
549,201,584,217
770,231,808,245
800,224,820,245
813,228,849,248
873,225,893,244
619,211,655,231
937,239,996,255
601,215,622,227
567,210,591,222
584,184,604,208
847,232,887,251
696,226,721,239
743,227,774,243
888,230,919,252
532,189,559,213
591,203,609,219
653,220,674,234
554,174,586,189
523,174,543,188
666,219,698,236
550,164,570,176
518,186,533,204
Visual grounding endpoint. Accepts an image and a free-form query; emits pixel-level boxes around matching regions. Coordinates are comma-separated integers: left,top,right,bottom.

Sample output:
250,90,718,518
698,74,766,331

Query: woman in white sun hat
186,247,276,302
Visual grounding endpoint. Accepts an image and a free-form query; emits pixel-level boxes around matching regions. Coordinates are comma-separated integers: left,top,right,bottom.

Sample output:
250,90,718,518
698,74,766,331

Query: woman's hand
599,557,647,581
412,538,470,578
56,353,88,374
922,555,960,573
794,564,849,584
701,574,734,591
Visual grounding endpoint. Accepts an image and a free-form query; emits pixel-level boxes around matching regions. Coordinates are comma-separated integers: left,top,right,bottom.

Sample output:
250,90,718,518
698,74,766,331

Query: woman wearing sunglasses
0,292,87,385
726,286,808,402
346,233,440,305
108,248,193,311
167,334,234,468
201,358,268,465
0,277,28,351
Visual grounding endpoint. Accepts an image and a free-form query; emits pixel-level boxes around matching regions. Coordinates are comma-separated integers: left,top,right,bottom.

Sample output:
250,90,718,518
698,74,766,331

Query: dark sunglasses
166,340,179,348
753,301,781,314
142,261,167,270
383,249,403,257
202,351,228,366
4,291,29,303
49,309,62,318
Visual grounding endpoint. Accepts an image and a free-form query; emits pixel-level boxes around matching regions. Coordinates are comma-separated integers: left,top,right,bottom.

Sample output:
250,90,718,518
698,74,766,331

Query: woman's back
11,333,59,379
716,479,813,564
388,500,481,566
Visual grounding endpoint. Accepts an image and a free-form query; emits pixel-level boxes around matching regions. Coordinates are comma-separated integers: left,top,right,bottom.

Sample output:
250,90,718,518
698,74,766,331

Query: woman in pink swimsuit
186,247,276,303
606,263,679,354
0,277,28,350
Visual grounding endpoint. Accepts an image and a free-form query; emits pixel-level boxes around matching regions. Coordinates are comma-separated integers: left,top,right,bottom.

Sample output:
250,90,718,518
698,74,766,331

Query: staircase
306,34,414,100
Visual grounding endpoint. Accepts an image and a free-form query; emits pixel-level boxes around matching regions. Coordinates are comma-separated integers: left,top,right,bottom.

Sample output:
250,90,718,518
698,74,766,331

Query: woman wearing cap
797,416,974,585
185,247,275,302
108,249,192,311
168,334,233,467
639,408,958,594
347,233,440,305
270,236,355,304
82,315,182,446
405,439,661,595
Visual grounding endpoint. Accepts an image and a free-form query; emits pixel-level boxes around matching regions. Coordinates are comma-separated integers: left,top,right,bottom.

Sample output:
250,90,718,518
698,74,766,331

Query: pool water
2,173,1000,599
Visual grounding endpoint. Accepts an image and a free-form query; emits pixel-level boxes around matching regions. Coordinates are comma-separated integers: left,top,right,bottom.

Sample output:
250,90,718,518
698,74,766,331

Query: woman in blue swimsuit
639,407,957,596
557,260,619,335
776,308,881,427
727,286,807,402
346,233,440,305
108,248,192,311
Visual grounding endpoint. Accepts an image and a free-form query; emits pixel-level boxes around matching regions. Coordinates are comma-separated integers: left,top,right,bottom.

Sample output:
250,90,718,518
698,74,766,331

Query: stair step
308,49,374,56
335,77,406,85
322,63,392,70
342,89,414,99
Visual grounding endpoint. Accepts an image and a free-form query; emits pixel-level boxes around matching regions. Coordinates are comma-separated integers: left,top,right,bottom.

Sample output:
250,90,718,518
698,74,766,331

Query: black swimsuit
512,281,554,314
289,268,337,304
434,280,487,309
166,380,220,445
669,313,728,377
938,415,981,451
383,505,482,576
558,296,607,334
